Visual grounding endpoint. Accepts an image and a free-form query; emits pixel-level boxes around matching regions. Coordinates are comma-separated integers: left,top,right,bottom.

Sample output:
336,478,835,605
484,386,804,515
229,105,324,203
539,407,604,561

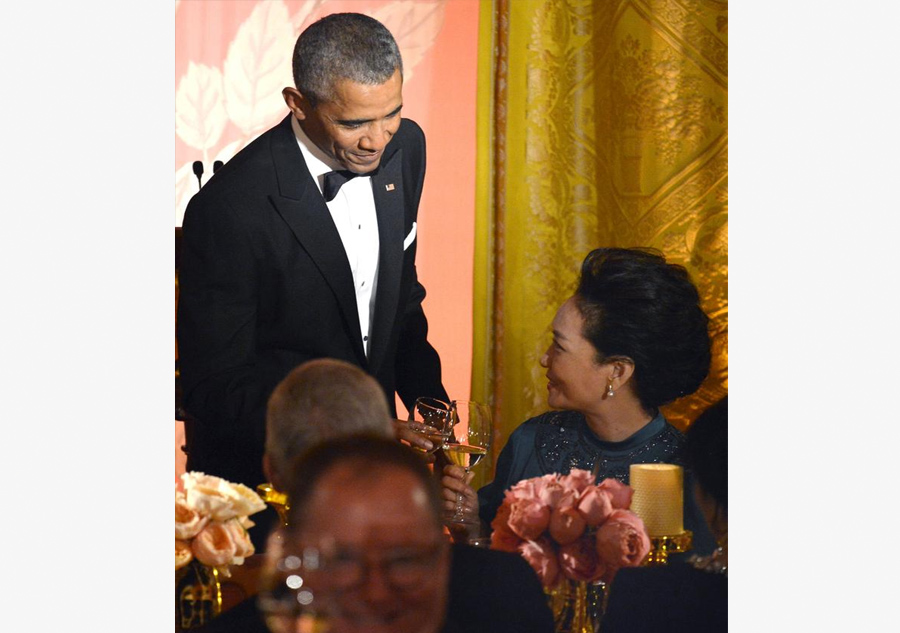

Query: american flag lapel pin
385,183,395,192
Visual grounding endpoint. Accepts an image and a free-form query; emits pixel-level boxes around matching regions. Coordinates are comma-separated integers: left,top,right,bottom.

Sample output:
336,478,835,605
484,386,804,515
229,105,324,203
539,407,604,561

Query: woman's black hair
575,247,711,410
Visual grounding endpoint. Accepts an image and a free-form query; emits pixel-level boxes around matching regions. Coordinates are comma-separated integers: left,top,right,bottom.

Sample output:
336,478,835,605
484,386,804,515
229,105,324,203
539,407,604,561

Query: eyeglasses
324,542,446,591
259,540,446,633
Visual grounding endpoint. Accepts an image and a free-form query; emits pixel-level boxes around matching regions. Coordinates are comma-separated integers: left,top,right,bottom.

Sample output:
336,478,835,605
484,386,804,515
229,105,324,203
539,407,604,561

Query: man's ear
282,87,310,120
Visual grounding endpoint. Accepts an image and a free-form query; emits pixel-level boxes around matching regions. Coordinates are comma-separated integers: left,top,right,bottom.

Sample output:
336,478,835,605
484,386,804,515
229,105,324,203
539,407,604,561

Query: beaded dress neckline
533,410,685,484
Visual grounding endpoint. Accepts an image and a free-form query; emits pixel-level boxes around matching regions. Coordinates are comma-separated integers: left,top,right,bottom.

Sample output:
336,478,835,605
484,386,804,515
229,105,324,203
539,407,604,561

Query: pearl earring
606,378,615,398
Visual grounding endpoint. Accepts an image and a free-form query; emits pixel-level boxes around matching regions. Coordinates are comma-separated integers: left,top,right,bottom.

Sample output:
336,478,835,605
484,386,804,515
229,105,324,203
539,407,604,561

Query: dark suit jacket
192,544,554,633
601,563,727,633
177,115,447,495
447,544,555,633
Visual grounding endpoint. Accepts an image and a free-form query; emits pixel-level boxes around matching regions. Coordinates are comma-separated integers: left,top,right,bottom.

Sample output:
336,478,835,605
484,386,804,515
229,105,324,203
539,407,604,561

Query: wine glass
257,532,337,633
406,396,454,455
442,400,492,524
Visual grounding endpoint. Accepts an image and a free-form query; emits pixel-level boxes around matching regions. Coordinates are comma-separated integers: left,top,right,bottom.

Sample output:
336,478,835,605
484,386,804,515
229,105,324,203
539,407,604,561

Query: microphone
192,161,204,189
213,160,224,174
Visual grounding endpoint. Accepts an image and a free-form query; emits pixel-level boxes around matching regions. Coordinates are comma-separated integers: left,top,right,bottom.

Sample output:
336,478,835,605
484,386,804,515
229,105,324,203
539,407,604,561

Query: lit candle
629,463,684,536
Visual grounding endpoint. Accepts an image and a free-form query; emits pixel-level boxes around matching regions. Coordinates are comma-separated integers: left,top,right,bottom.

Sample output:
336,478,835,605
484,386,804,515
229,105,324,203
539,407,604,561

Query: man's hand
393,418,436,463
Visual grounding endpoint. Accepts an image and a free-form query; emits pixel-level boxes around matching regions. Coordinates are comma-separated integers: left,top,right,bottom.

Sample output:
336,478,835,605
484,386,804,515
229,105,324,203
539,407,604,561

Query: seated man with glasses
265,435,452,633
194,361,553,633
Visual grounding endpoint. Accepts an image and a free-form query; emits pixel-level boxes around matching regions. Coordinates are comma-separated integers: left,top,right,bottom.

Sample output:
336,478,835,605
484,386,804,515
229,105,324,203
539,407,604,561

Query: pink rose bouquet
490,469,650,589
175,471,265,577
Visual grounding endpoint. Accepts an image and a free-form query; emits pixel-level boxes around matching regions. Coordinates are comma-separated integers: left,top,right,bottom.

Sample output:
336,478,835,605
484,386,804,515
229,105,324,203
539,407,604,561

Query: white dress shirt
291,116,380,357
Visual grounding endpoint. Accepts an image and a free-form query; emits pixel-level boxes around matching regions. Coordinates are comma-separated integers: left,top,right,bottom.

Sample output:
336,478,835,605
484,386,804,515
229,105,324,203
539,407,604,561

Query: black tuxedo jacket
177,114,447,491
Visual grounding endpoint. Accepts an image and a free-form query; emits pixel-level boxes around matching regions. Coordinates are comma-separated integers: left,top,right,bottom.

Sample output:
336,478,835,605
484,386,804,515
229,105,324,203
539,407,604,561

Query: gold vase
176,559,222,630
545,578,607,633
643,530,693,566
257,482,290,526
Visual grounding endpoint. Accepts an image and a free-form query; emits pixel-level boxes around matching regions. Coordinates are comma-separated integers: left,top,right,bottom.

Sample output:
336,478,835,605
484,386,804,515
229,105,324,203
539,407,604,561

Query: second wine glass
407,397,454,455
442,400,492,525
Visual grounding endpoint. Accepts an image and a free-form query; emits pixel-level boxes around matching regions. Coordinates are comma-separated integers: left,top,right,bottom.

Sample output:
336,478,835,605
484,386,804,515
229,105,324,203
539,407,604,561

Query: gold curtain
472,0,728,483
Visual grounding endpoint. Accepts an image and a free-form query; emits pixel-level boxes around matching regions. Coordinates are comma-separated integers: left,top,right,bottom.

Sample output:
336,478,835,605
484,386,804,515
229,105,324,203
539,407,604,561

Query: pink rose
597,478,634,509
224,518,255,561
595,509,651,583
576,486,614,527
540,472,560,485
506,480,528,500
490,502,524,553
182,471,266,522
518,537,561,588
508,477,542,503
192,521,238,567
508,498,551,541
558,535,605,583
538,478,567,509
175,492,209,540
548,492,586,545
176,539,193,570
562,469,595,495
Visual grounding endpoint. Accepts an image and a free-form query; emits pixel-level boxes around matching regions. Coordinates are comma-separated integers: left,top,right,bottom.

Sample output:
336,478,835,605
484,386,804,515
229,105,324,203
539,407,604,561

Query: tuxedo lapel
368,149,405,375
267,116,367,365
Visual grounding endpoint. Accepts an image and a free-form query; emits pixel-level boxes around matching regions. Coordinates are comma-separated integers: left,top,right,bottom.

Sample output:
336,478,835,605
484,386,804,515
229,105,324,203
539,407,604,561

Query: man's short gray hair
292,13,403,107
265,358,393,483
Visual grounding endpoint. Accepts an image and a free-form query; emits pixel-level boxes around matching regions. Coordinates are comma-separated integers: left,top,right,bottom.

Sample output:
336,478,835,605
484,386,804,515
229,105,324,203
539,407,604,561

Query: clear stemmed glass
442,400,492,524
257,532,337,633
407,396,454,455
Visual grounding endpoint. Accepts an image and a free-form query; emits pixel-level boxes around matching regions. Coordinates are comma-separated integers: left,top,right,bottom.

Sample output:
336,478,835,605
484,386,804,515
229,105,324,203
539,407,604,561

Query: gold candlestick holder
643,530,692,566
256,483,290,526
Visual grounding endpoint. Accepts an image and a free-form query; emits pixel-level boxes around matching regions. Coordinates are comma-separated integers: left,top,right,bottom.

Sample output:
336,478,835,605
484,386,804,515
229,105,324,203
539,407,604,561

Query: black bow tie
322,169,359,202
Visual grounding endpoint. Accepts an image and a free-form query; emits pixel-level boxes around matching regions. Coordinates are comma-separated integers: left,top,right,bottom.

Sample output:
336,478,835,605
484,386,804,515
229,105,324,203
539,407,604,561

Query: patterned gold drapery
472,0,728,482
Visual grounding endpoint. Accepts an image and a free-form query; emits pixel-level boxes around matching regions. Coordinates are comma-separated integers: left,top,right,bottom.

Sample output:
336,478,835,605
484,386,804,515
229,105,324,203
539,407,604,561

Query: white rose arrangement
175,472,266,577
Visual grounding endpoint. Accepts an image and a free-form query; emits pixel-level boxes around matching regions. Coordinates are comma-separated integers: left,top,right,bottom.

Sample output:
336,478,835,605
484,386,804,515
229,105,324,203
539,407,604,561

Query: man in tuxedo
176,13,448,538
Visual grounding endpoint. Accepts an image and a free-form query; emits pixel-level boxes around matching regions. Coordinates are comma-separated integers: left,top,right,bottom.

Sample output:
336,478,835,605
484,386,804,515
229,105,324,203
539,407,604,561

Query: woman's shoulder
522,409,584,428
504,410,583,445
655,417,688,453
620,414,687,465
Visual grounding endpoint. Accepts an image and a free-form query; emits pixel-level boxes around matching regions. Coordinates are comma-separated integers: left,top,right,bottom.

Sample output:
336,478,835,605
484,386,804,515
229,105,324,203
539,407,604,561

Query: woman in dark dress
443,247,716,553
